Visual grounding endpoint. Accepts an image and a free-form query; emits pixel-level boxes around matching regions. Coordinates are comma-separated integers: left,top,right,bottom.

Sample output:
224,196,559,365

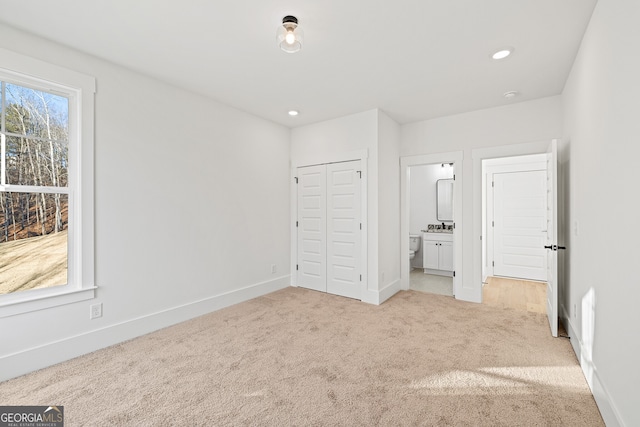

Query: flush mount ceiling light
288,110,299,116
277,15,303,53
492,47,514,60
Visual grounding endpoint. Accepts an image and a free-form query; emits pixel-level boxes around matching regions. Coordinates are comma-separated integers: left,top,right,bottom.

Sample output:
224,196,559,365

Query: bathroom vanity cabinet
422,233,454,273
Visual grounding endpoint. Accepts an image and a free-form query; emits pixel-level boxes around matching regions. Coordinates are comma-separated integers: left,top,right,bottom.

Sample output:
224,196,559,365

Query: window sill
0,286,96,318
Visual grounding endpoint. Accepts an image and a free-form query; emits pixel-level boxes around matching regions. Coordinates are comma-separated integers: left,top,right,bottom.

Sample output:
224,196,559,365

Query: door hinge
296,264,299,271
492,220,495,227
453,174,456,181
359,274,362,281
356,170,362,178
492,261,495,267
492,181,494,187
453,223,455,229
296,221,298,227
360,223,362,230
295,177,298,184
453,271,456,277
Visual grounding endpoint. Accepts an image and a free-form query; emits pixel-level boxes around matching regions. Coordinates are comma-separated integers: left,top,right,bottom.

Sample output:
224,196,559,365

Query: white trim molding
0,48,96,316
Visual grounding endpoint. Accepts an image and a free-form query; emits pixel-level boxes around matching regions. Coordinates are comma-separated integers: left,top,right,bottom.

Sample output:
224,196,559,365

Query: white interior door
493,171,548,281
297,165,327,292
326,161,361,299
545,140,559,337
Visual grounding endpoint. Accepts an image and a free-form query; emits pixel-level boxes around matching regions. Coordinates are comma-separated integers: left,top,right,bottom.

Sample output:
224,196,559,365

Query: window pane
0,192,68,295
4,83,69,140
5,135,68,187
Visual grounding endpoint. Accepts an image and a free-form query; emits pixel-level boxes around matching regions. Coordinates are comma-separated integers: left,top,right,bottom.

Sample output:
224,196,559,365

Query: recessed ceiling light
492,48,514,60
503,91,519,99
288,110,299,116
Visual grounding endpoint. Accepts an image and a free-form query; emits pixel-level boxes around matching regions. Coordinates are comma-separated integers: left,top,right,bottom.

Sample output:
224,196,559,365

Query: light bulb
285,32,296,45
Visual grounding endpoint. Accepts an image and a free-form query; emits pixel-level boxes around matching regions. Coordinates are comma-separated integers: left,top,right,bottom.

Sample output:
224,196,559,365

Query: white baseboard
1,275,290,382
379,279,401,304
562,306,625,427
361,279,401,305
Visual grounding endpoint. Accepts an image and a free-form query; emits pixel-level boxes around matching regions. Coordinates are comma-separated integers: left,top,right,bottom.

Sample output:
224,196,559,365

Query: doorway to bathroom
400,152,463,298
408,163,455,296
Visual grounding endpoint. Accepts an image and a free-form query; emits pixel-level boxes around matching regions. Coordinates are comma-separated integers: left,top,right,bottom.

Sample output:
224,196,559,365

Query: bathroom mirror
436,179,454,221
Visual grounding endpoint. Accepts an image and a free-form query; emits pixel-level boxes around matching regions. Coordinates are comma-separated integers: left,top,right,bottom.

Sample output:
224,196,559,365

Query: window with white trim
0,49,95,316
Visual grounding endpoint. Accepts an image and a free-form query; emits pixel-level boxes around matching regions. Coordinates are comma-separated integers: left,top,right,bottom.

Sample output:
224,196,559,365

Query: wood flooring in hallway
482,276,547,314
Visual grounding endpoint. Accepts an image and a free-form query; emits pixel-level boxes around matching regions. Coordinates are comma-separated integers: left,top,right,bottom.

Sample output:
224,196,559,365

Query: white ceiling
0,0,598,127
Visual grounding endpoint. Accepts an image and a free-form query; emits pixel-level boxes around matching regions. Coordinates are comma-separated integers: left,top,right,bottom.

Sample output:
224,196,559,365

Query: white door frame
545,139,559,337
400,151,463,296
472,140,556,302
291,149,368,300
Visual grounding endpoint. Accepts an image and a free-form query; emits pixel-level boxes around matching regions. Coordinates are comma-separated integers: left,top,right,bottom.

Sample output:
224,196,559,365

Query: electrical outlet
90,303,102,319
271,264,277,274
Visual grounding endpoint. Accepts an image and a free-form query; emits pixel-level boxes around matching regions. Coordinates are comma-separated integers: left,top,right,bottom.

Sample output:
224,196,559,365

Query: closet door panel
326,161,361,299
297,165,327,292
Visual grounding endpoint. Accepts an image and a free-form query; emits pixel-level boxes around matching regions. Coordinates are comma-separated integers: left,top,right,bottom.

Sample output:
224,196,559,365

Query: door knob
544,245,567,250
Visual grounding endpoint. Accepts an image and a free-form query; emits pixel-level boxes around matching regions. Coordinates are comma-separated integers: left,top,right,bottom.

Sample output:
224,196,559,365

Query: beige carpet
0,288,604,426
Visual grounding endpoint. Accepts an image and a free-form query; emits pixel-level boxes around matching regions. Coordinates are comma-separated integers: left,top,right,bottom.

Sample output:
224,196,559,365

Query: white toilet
409,234,421,262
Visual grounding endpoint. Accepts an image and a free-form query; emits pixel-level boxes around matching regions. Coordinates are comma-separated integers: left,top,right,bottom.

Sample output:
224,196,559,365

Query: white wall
561,1,640,425
0,25,291,380
401,96,563,301
376,111,401,298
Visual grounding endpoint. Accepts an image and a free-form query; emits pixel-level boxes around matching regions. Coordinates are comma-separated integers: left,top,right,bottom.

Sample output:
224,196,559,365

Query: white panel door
297,165,327,292
545,140,559,337
493,170,547,281
326,161,361,299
